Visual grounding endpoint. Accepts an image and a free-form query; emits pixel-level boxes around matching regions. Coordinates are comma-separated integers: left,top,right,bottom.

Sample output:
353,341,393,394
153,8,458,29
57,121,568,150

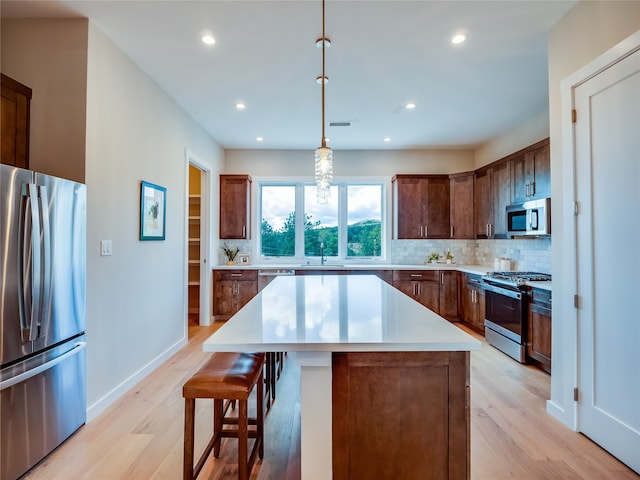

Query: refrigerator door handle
0,341,87,392
21,183,43,342
38,185,52,339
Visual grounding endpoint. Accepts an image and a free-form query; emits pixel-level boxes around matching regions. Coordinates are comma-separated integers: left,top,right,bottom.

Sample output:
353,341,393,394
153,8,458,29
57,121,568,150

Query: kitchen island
203,274,481,480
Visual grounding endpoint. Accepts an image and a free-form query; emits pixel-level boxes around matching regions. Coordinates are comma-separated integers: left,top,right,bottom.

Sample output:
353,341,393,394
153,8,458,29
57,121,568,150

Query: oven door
483,283,525,344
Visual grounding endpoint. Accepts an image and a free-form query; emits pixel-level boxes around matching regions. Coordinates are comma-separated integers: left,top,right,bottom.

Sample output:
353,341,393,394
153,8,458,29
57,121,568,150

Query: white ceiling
2,0,576,151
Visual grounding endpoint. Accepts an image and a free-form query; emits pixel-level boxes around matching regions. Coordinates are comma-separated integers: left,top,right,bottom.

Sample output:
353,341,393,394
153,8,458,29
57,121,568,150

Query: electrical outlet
100,240,112,256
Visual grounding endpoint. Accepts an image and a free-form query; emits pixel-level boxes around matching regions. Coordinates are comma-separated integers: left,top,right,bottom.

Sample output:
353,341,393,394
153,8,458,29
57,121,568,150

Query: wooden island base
332,351,470,480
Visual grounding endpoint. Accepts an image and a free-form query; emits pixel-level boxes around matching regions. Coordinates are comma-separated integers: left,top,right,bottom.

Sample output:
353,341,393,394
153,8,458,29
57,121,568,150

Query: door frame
558,28,640,430
185,149,212,326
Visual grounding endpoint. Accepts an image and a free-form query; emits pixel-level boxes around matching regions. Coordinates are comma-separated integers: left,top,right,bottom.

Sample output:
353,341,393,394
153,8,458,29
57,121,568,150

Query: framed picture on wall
140,180,166,240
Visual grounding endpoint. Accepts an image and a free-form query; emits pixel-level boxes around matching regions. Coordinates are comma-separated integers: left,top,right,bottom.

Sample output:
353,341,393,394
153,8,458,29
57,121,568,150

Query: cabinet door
394,176,425,239
491,160,511,238
421,281,440,313
473,287,486,332
527,288,551,373
213,280,236,317
450,173,474,239
393,280,419,302
220,175,251,239
236,280,258,311
474,168,492,239
424,177,450,238
528,143,550,200
511,154,529,203
439,271,458,320
1,74,32,169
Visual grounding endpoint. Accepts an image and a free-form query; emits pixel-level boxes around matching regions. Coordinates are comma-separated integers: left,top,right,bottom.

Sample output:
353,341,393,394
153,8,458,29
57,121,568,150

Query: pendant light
315,0,332,203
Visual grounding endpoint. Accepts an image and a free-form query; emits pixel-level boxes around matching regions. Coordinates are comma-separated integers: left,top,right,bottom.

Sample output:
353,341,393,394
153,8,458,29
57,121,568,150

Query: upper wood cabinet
449,172,474,239
219,174,251,239
393,175,450,239
1,74,32,169
511,139,550,203
474,160,511,239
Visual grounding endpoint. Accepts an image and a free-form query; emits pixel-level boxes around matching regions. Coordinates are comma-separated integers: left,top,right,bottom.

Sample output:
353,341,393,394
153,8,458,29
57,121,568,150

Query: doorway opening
187,164,202,327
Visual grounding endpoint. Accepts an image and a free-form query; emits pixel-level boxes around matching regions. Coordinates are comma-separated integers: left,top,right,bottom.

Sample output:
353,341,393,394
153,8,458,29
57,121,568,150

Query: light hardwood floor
23,323,637,480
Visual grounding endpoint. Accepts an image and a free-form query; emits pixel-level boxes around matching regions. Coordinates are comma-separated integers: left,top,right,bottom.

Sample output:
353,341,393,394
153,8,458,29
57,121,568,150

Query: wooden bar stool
183,352,265,480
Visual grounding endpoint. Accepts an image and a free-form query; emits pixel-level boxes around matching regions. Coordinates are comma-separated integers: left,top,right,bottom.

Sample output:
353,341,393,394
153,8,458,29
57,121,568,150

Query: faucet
320,242,326,265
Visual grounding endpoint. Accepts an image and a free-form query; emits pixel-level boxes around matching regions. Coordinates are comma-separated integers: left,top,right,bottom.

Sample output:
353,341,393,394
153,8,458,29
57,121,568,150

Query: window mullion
295,184,305,259
338,184,347,260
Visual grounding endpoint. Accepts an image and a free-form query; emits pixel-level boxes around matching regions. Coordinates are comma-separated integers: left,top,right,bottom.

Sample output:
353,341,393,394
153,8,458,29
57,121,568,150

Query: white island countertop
203,274,481,353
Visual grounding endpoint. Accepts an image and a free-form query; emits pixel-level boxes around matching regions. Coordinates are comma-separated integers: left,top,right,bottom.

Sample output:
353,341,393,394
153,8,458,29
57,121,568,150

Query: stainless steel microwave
506,198,551,236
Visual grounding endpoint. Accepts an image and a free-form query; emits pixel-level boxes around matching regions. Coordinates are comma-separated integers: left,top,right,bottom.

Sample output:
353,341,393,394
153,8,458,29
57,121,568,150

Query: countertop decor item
221,243,240,264
314,0,333,203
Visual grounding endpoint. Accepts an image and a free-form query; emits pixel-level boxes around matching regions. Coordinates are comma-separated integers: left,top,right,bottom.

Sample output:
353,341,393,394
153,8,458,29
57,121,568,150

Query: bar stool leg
238,399,249,480
183,398,195,480
213,399,223,458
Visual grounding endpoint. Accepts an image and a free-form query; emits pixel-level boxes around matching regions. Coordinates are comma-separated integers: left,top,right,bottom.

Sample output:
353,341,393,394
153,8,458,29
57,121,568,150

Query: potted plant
429,252,440,264
221,244,240,265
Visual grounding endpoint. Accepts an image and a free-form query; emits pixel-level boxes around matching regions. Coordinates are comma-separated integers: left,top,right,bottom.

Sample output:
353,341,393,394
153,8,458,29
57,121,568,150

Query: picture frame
238,254,251,265
140,180,166,241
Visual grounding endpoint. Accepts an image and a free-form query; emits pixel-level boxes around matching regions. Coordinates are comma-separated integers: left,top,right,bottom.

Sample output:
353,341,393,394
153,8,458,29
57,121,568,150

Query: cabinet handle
420,226,423,238
531,181,535,197
425,226,428,237
231,273,242,277
410,274,423,278
489,224,493,238
486,224,490,237
242,226,246,237
450,225,454,238
441,273,444,285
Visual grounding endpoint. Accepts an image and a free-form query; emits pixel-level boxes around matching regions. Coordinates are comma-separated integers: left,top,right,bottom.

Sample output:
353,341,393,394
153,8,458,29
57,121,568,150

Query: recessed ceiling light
451,32,468,45
256,137,263,142
384,137,391,142
235,102,246,110
201,35,215,45
406,102,416,110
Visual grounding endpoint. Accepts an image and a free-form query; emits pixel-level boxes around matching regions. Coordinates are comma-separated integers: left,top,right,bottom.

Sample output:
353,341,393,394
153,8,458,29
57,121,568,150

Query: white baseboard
85,336,188,422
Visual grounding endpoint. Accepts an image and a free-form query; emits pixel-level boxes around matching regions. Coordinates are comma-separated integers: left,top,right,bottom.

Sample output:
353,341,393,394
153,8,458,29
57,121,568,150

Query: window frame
255,178,389,264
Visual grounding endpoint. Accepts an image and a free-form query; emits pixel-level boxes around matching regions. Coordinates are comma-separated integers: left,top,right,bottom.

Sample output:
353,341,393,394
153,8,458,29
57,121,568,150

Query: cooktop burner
483,271,552,287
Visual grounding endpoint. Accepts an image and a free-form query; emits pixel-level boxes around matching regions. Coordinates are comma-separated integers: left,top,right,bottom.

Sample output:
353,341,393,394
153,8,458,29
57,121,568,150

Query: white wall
1,18,88,183
547,1,640,428
84,23,223,418
474,106,550,169
2,17,224,420
224,148,475,177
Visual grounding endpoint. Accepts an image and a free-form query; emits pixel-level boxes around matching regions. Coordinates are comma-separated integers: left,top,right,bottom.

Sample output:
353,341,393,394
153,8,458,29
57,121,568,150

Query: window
259,182,384,261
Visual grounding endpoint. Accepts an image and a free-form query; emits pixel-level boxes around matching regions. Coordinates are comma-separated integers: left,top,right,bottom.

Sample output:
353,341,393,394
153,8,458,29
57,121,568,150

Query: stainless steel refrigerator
1,164,87,480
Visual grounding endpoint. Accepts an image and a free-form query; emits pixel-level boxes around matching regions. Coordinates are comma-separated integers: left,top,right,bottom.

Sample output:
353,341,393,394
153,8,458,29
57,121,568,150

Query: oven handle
483,282,522,300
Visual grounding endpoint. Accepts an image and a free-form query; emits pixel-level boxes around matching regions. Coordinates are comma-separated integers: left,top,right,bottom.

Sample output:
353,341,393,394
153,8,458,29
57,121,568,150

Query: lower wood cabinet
460,273,485,333
526,287,551,373
332,351,470,480
393,270,440,313
392,270,458,320
212,269,257,321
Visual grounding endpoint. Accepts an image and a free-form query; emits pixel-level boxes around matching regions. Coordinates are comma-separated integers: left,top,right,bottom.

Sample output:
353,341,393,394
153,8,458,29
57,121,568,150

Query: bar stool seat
183,352,265,480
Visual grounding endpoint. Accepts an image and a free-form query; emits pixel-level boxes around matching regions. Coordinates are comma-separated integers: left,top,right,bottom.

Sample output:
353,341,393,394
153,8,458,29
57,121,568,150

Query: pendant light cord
321,0,326,148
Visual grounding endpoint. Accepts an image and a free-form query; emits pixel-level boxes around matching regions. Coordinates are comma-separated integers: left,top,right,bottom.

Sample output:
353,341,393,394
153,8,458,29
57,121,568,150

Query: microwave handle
530,209,539,230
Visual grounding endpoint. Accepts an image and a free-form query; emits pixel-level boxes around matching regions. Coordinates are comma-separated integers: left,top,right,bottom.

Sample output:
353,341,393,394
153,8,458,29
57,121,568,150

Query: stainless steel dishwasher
257,269,295,291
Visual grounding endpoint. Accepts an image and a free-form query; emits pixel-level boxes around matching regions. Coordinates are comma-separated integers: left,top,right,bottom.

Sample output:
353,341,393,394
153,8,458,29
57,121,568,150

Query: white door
574,47,640,473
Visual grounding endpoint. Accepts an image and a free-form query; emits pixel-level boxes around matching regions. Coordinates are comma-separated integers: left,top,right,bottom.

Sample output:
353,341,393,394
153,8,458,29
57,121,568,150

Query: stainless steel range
482,271,552,362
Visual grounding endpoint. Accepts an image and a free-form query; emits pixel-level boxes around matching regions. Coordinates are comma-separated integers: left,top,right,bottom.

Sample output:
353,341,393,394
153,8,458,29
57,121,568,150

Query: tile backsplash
220,237,552,274
391,237,551,273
